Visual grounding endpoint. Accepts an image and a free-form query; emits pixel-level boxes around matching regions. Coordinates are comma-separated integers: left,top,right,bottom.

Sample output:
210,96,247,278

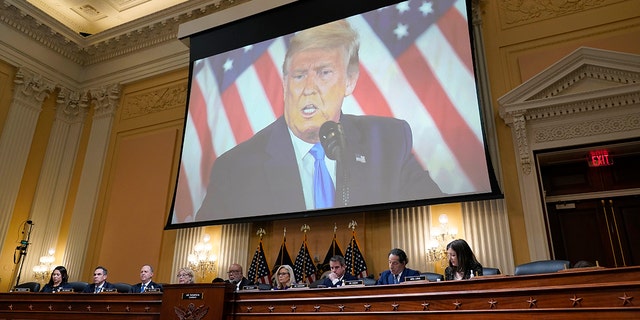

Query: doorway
537,140,640,267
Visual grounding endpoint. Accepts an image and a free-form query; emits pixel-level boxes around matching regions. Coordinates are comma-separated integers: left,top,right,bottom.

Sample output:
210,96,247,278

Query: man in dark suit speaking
196,19,442,221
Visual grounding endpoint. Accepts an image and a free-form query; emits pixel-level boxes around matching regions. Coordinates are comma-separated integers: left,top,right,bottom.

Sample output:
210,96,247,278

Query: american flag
293,238,317,284
271,236,294,275
174,0,488,222
317,234,344,278
344,234,368,278
247,241,271,285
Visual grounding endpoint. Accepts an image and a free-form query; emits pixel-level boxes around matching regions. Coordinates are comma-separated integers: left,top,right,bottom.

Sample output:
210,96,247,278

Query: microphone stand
13,221,34,289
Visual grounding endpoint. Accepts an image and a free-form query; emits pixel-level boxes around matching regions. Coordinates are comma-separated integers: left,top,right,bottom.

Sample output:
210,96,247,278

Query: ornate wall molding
90,84,122,118
0,0,250,66
55,88,90,123
533,112,640,144
121,82,188,120
498,0,622,27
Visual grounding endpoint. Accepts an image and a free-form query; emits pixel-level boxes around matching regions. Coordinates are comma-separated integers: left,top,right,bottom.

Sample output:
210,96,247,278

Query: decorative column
0,69,53,257
21,89,89,282
219,223,251,274
462,199,515,275
62,84,120,281
171,227,204,283
390,206,432,273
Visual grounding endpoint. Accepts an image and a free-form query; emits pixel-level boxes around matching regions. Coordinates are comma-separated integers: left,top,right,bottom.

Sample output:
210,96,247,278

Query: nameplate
59,288,74,293
344,279,364,286
145,288,161,293
14,287,30,292
102,288,118,293
290,283,308,289
182,293,203,300
242,285,258,291
405,275,427,282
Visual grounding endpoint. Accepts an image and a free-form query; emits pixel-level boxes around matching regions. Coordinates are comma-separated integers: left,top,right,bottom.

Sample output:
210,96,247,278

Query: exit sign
588,150,613,167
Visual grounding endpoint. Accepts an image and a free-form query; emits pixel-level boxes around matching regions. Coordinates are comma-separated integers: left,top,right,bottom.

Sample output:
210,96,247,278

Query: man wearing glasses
226,263,253,291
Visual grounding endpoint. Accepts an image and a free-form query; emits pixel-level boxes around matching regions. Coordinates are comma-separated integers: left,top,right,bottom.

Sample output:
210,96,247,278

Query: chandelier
188,234,218,280
426,214,457,265
32,249,55,282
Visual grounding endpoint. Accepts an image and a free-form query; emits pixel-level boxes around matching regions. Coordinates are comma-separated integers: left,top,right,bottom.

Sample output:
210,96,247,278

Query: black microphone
319,121,349,206
26,220,33,225
319,121,346,161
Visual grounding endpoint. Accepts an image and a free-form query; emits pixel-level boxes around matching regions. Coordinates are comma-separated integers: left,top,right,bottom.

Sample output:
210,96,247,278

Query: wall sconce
188,234,218,279
426,214,457,265
33,249,55,282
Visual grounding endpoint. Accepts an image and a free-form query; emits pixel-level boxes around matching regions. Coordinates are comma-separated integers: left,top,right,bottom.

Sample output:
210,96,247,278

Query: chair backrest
420,272,444,282
514,260,570,276
113,282,132,293
67,281,88,292
361,277,376,286
482,267,501,275
16,282,40,292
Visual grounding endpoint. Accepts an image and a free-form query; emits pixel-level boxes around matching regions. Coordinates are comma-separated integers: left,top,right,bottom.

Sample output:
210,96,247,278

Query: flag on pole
344,234,368,279
271,234,294,275
247,240,271,285
293,236,317,284
175,0,487,222
317,232,343,278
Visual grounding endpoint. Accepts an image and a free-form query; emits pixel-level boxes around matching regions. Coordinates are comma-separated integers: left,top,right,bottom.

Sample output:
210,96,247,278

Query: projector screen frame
166,0,503,229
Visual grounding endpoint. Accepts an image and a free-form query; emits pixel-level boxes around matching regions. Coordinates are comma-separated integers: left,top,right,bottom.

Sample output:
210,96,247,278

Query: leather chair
15,282,40,292
67,281,88,292
514,260,570,276
113,282,132,293
482,267,501,275
420,272,444,282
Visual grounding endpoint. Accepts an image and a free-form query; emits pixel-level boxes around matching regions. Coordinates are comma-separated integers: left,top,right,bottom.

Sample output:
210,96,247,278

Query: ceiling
27,0,189,35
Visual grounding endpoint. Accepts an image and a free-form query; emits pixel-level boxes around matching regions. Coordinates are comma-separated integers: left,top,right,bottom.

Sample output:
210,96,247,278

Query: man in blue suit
376,248,420,285
321,255,357,288
196,20,443,221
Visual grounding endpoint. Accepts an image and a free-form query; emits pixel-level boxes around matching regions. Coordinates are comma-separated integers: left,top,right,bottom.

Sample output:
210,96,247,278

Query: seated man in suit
82,266,116,293
321,255,357,287
195,19,443,221
130,264,163,293
376,248,420,285
226,263,253,291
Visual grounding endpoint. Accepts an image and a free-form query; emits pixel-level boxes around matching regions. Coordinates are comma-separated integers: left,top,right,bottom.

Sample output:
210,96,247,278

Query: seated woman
40,266,72,293
272,265,296,290
444,239,483,280
176,267,195,284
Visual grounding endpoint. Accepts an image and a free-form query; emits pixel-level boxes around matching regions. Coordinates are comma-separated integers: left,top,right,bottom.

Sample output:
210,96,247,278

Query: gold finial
333,223,338,234
348,220,358,231
256,228,266,239
300,224,310,233
284,227,287,237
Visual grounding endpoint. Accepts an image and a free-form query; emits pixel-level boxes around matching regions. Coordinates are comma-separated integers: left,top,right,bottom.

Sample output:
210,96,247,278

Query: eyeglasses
177,273,190,278
277,272,289,276
227,270,241,274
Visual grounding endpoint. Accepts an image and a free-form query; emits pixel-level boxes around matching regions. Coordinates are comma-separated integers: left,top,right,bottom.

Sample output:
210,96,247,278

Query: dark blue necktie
309,143,335,208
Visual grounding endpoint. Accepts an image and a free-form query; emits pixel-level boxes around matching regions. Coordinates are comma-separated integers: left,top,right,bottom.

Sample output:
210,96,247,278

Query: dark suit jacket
82,281,116,293
375,268,420,285
129,281,163,293
40,282,72,293
197,114,443,221
321,272,358,287
232,277,254,291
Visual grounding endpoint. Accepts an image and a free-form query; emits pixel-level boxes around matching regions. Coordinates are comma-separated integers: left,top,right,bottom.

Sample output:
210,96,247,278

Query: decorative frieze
121,83,188,119
498,0,620,27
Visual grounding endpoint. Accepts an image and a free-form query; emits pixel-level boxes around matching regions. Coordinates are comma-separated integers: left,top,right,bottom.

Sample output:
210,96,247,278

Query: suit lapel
263,117,306,211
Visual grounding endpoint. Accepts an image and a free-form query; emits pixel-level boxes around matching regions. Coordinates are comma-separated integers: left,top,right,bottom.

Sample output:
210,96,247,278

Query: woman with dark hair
445,239,483,280
40,266,72,293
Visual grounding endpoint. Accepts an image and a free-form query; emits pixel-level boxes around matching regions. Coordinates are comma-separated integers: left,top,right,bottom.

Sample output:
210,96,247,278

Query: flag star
393,23,409,39
396,1,410,14
223,58,233,72
419,1,433,16
243,45,253,53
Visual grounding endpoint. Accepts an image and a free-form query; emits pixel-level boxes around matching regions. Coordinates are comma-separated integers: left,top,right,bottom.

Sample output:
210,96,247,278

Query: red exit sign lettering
588,150,613,167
